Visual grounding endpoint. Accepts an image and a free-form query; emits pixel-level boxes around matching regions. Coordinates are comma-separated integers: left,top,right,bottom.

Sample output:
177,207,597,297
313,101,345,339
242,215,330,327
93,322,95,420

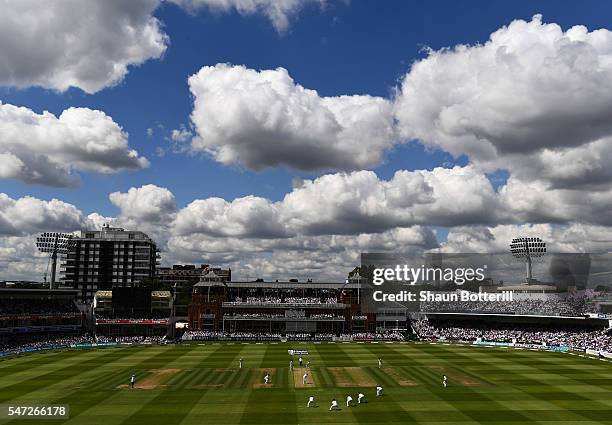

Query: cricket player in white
302,372,308,385
376,385,383,397
346,395,353,407
358,393,367,404
307,396,315,408
329,399,340,411
239,357,244,369
378,358,382,369
130,374,136,389
289,360,293,370
443,375,447,388
298,356,303,367
264,373,270,384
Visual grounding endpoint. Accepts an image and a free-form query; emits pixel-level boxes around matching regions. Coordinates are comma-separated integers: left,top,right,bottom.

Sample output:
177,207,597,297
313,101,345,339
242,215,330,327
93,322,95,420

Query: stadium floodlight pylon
510,237,546,283
36,232,76,289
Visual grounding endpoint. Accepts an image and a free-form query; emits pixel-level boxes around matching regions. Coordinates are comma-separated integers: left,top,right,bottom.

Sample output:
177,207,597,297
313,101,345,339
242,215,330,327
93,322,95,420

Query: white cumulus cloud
187,64,397,171
110,184,177,223
394,15,612,188
170,0,326,32
0,193,85,237
0,0,168,93
0,102,149,187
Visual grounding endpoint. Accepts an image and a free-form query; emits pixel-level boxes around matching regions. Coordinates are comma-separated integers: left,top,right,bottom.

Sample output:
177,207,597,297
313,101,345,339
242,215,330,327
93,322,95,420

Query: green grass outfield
1,342,612,425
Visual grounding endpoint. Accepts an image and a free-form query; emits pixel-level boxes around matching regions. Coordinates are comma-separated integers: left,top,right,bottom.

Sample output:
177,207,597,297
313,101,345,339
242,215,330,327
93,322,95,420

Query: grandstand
186,271,394,336
93,289,172,337
0,287,83,351
409,286,612,356
2,267,611,356
413,317,612,353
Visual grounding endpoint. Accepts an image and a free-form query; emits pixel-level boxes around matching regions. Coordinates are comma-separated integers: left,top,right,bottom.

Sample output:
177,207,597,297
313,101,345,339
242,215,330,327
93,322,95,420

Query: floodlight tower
510,237,546,283
36,232,75,289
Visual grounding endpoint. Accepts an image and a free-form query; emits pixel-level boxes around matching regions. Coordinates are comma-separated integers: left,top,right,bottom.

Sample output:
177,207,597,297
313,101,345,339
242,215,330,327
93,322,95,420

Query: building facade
156,264,231,286
61,225,159,301
187,273,404,335
157,265,231,317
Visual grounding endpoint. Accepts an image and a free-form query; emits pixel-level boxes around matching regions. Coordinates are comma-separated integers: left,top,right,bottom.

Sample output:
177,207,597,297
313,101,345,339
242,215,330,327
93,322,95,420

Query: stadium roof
194,280,362,289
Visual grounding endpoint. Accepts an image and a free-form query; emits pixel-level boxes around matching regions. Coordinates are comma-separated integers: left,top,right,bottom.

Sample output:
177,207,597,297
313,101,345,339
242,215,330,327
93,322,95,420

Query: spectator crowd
413,319,612,352
182,330,405,342
420,298,589,316
1,298,80,317
227,296,339,305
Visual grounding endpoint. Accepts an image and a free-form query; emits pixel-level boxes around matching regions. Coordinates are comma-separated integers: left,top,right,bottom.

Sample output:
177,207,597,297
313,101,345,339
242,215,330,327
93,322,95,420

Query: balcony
222,302,346,309
222,315,345,321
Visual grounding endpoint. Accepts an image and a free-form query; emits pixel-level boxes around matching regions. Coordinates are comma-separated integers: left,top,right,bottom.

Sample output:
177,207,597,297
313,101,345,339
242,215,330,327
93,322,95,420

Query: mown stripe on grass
31,346,195,422
350,403,420,424
0,349,86,378
182,368,213,388
119,388,205,425
315,366,335,388
390,344,542,423
425,344,592,423
228,367,251,389
312,343,358,367
200,369,220,386
0,349,104,391
259,343,286,369
365,367,397,388
118,344,245,425
0,348,125,403
165,369,193,387
509,349,612,389
2,346,188,423
239,388,298,425
372,347,483,424
1,347,159,425
276,367,288,388
86,368,129,390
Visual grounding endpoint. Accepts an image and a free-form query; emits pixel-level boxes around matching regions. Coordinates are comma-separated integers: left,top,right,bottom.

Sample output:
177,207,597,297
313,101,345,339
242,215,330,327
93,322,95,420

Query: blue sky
2,0,612,280
2,0,609,215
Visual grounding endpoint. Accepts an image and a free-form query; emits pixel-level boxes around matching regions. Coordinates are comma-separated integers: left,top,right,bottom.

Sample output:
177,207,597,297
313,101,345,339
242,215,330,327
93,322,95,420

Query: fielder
302,372,309,385
298,356,303,367
130,374,136,389
346,395,353,407
378,358,382,369
289,360,293,370
329,399,340,411
264,373,270,384
239,357,244,369
443,375,447,388
376,385,383,397
358,392,367,404
307,396,315,408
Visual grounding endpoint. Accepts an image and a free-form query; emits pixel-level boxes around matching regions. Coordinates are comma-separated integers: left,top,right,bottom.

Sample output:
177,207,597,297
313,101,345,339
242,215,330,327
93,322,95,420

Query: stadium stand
0,288,84,344
413,318,612,352
420,298,588,316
